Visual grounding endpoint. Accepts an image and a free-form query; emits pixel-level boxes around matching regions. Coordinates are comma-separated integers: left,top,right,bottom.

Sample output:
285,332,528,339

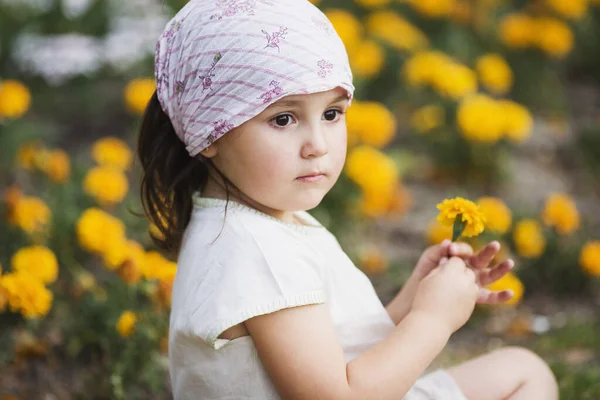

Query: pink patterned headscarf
155,0,355,157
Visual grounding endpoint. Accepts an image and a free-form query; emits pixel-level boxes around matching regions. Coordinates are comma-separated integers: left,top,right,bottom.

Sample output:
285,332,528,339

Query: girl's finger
469,241,501,269
478,259,514,286
422,239,452,264
476,288,493,303
476,289,514,304
448,242,473,258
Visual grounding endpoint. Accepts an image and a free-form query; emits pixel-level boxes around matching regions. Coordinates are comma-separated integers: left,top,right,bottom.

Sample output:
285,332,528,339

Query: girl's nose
301,124,328,159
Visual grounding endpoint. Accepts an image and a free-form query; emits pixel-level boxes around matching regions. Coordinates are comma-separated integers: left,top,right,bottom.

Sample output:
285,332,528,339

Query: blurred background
1,0,600,398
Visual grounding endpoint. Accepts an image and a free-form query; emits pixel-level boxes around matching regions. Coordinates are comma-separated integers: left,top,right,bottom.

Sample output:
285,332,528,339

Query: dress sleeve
187,213,327,350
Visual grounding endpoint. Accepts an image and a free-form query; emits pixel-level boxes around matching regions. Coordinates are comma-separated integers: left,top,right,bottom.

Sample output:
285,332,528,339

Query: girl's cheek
266,153,292,175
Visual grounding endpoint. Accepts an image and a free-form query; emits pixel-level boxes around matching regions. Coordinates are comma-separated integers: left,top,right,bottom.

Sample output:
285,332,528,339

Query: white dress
169,194,467,399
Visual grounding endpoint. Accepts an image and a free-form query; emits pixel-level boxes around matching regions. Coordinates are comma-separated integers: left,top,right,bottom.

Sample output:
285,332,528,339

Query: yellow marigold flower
541,193,580,235
513,219,546,258
437,197,486,238
346,145,399,194
499,13,536,49
116,310,137,337
154,278,175,308
535,17,573,58
76,208,126,254
411,105,445,133
499,100,533,143
408,0,456,18
15,141,42,170
358,248,389,275
0,80,31,119
3,185,22,206
387,184,412,216
91,137,133,171
3,185,23,225
359,185,409,218
148,208,169,241
356,187,396,219
403,52,477,99
159,334,169,354
426,219,453,244
432,62,478,99
366,11,429,52
325,9,363,55
115,241,145,285
149,222,165,241
11,246,58,285
124,78,155,115
457,94,505,143
12,195,51,235
346,101,396,147
354,0,391,7
117,259,142,285
36,149,71,184
545,0,588,19
144,251,177,282
83,166,129,206
451,0,472,24
102,234,129,270
476,53,514,95
72,270,97,298
486,271,524,306
477,197,512,234
351,40,386,79
0,271,53,318
579,241,600,277
403,51,452,86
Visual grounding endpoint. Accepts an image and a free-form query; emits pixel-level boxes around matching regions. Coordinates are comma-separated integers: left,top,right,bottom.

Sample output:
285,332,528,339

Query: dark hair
137,91,233,257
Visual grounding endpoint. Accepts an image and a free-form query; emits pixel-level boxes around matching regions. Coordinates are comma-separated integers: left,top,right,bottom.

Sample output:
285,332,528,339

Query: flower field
1,0,600,398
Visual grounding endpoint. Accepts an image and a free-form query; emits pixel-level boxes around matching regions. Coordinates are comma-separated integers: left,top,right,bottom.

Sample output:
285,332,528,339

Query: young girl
138,1,559,399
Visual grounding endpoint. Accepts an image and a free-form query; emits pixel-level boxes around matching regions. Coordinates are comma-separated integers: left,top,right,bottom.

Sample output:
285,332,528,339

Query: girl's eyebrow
268,94,349,110
329,93,351,104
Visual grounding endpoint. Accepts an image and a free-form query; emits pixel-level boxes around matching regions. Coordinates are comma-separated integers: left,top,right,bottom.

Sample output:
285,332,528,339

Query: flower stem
452,214,466,242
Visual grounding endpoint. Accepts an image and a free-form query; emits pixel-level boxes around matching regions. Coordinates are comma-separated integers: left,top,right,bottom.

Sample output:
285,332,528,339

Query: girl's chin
289,191,328,211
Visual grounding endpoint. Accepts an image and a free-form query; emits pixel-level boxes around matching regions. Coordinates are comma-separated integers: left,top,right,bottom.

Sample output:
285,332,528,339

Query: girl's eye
324,109,341,121
272,114,295,127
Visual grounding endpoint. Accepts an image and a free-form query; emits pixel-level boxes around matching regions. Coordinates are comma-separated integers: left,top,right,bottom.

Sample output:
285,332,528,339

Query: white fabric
169,195,467,399
155,0,354,157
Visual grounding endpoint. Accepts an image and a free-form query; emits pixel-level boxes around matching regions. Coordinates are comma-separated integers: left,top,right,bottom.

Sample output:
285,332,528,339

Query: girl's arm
385,272,421,325
246,257,477,400
245,303,451,400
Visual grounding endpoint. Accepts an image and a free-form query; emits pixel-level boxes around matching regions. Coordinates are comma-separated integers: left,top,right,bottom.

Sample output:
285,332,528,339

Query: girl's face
203,87,350,220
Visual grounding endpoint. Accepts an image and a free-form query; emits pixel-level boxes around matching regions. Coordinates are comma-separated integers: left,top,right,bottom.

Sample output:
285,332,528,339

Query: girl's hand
412,256,479,334
414,240,515,304
386,239,515,325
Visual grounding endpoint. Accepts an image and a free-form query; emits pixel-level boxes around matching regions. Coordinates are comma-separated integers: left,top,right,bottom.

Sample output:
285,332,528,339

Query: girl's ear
200,144,218,158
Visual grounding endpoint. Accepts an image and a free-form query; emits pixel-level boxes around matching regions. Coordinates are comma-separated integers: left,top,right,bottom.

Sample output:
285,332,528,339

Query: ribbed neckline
192,192,326,234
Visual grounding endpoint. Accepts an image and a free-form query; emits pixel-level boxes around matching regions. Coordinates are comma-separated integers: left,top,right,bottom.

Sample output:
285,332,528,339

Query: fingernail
439,257,449,265
450,244,457,254
441,239,450,247
507,259,515,268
